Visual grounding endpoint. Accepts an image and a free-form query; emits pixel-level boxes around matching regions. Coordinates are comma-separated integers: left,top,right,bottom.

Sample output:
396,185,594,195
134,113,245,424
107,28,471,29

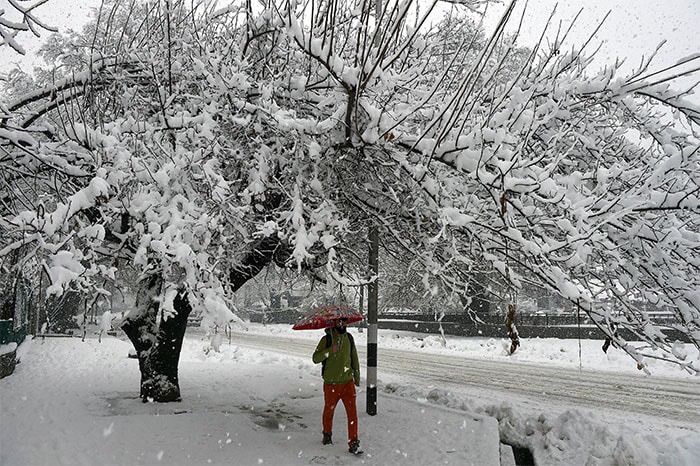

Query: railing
241,310,690,342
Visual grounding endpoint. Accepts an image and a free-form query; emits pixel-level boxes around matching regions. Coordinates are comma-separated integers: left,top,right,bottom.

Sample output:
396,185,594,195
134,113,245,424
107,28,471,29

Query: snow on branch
0,0,57,55
1,0,698,373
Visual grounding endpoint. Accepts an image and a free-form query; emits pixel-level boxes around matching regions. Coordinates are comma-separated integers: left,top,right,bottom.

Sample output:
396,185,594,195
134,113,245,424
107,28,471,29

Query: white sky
480,0,700,87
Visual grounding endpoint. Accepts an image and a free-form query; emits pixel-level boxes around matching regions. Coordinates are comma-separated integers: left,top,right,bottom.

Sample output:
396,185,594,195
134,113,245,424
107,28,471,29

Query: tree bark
121,273,192,402
120,235,287,402
229,234,286,292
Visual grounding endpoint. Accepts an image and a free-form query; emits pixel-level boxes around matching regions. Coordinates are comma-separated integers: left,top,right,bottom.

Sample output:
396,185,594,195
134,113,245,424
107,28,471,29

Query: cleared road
228,331,700,428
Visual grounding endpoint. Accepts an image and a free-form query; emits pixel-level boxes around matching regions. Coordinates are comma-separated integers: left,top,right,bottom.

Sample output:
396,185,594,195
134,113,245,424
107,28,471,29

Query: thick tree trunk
140,290,191,402
120,235,285,402
121,273,159,400
121,273,192,402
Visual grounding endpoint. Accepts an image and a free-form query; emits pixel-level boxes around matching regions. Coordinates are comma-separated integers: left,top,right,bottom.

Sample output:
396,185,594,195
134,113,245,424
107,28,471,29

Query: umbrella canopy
292,305,365,330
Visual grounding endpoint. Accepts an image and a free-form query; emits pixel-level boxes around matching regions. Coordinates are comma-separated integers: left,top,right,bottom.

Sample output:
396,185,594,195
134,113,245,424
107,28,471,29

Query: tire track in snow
223,331,700,427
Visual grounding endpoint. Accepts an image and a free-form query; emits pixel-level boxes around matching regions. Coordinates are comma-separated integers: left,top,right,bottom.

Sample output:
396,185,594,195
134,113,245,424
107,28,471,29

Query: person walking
312,318,362,455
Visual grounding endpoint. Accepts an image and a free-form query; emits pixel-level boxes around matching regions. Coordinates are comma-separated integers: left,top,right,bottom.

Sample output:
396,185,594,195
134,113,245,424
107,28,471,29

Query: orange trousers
322,382,358,443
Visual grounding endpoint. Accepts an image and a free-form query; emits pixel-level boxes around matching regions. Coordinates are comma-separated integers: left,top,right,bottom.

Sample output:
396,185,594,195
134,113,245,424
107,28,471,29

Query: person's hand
332,343,338,353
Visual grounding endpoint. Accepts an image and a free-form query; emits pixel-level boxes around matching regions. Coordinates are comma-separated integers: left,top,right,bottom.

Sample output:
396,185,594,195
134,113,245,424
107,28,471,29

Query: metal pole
364,0,382,418
366,226,379,415
358,284,364,333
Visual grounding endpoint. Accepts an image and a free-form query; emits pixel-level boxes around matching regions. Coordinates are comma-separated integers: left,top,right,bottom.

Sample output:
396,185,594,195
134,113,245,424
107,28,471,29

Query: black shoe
322,432,333,445
348,439,362,455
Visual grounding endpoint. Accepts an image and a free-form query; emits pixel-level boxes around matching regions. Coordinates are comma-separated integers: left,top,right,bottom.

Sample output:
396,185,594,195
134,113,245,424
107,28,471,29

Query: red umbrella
292,304,365,330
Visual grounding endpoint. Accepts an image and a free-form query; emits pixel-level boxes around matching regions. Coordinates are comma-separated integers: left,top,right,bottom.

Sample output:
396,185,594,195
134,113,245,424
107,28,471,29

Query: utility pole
366,226,379,415
366,0,382,416
358,284,364,333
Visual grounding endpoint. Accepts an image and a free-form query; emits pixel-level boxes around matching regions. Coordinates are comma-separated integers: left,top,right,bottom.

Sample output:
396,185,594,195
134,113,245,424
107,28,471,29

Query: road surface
226,331,700,429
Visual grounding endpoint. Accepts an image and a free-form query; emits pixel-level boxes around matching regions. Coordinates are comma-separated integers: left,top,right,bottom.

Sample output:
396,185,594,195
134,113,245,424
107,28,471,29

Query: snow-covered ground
1,323,698,465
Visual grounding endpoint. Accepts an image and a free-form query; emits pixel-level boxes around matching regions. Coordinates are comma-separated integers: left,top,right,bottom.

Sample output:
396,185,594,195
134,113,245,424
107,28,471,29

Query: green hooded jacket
312,328,360,385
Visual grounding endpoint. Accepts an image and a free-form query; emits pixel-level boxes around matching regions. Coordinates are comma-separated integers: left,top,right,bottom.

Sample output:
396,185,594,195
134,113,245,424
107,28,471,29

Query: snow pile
486,405,699,466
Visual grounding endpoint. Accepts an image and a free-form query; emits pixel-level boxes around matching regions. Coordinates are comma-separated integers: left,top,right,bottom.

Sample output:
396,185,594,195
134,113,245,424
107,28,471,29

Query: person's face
335,319,347,329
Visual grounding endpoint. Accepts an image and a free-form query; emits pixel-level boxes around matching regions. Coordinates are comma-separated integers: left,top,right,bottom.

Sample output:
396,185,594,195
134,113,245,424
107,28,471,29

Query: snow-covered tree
269,0,700,372
0,0,57,55
2,0,699,402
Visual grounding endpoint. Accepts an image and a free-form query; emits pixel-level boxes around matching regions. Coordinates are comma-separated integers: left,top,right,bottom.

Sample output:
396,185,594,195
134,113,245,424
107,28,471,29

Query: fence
248,310,690,342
